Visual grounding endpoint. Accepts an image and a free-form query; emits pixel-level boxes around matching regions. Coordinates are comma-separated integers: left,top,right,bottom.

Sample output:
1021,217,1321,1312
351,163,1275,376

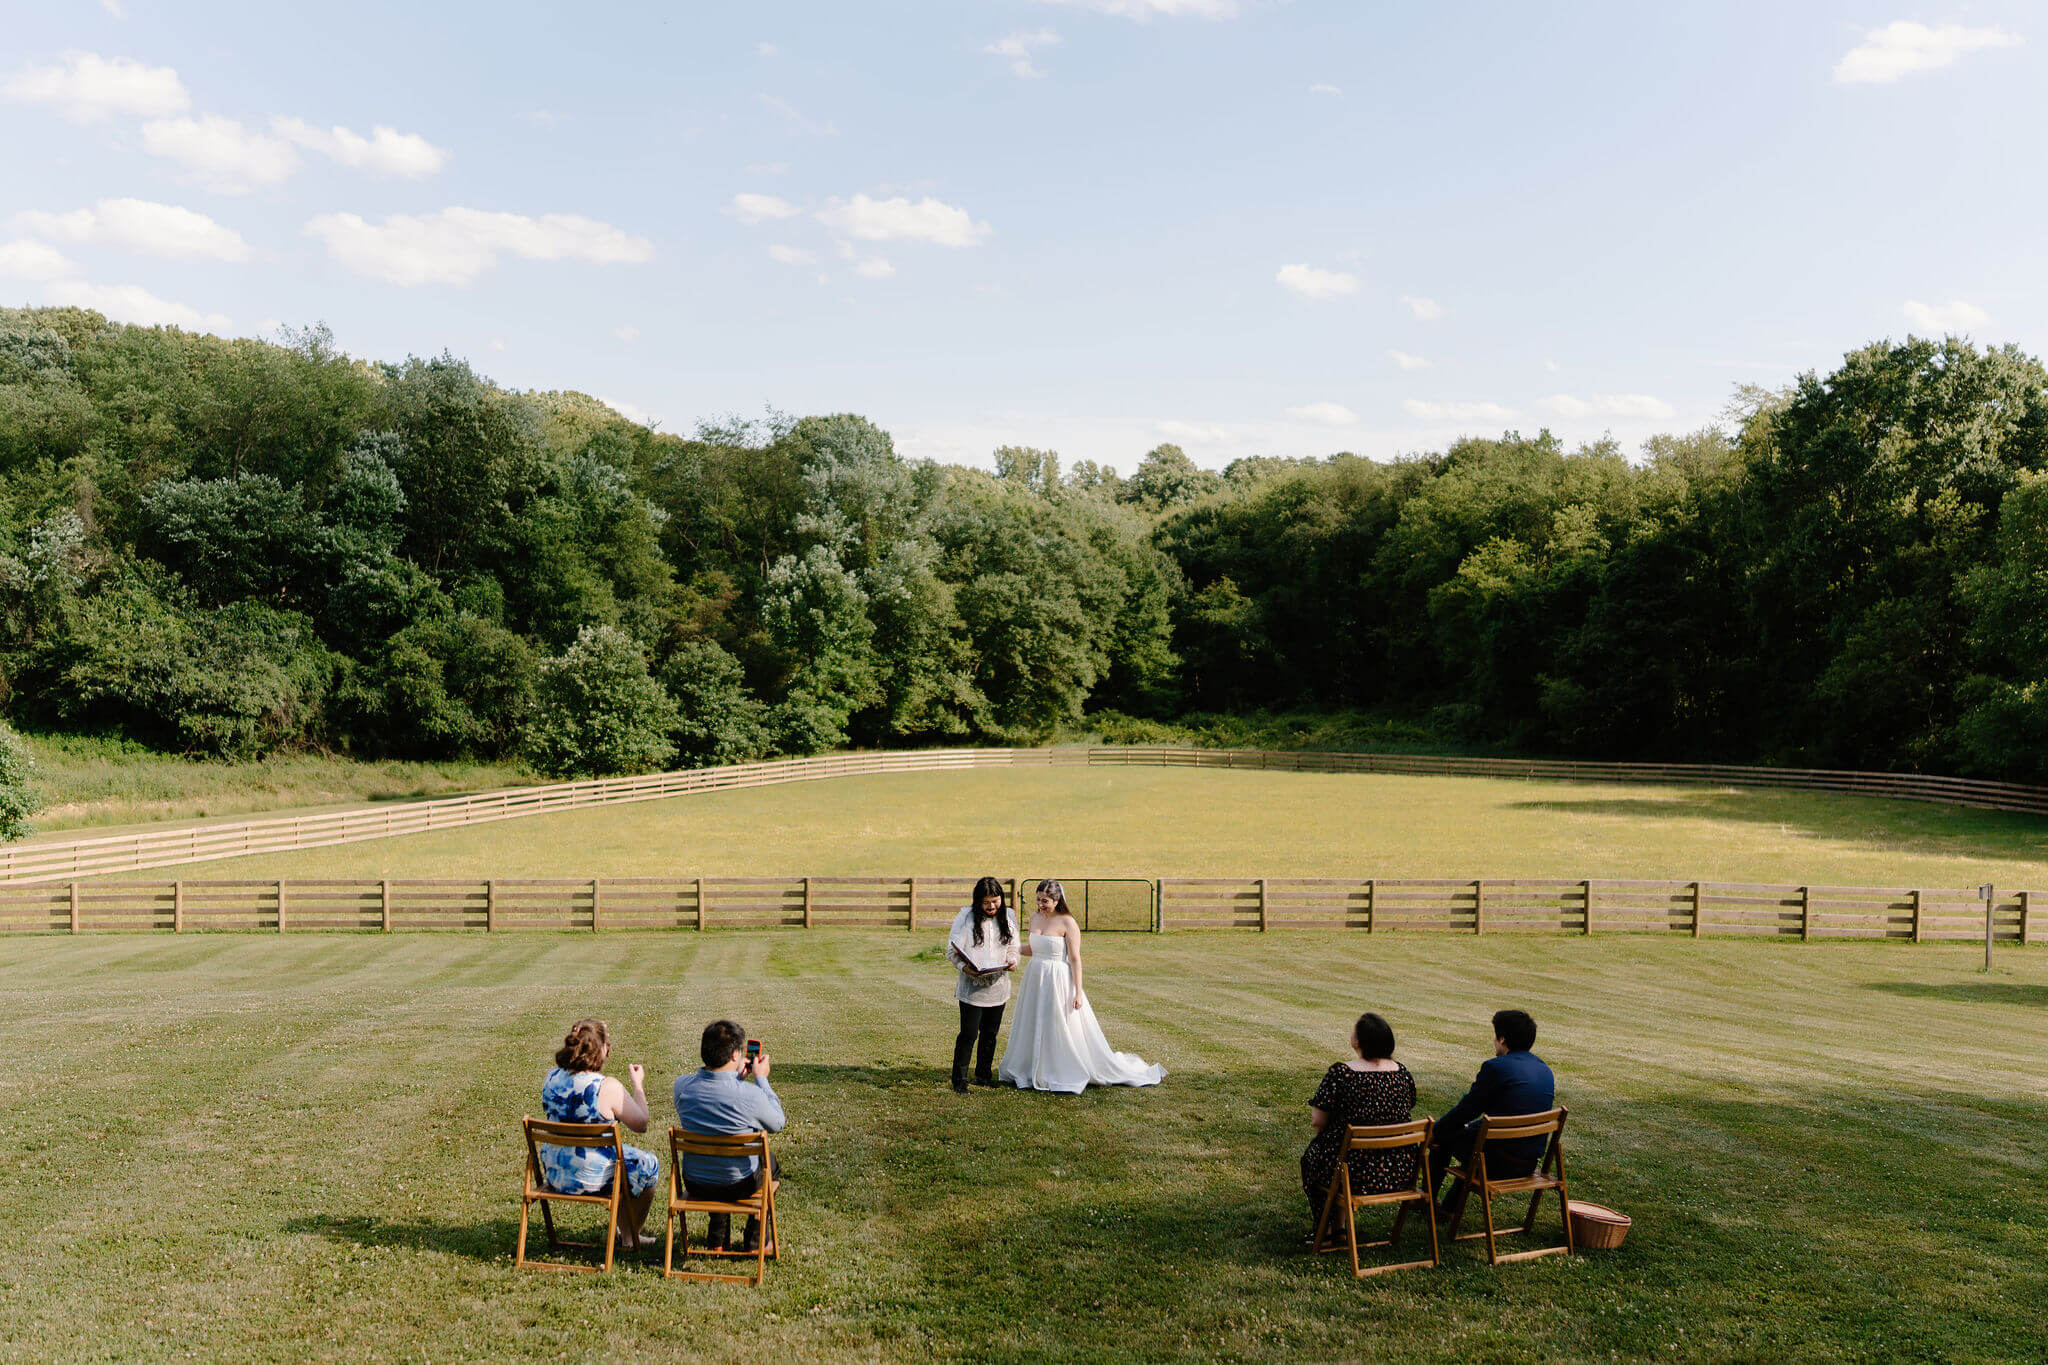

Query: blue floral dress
539,1067,660,1197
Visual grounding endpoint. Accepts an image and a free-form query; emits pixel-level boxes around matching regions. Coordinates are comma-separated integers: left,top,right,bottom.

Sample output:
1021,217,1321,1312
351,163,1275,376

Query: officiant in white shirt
945,876,1019,1094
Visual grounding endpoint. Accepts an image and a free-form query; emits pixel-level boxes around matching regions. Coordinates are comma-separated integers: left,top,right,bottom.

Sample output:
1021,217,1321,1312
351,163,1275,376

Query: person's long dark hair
970,875,1013,946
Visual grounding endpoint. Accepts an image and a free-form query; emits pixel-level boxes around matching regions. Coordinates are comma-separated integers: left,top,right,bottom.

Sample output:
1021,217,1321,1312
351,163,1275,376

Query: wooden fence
5,744,2046,886
4,874,2036,943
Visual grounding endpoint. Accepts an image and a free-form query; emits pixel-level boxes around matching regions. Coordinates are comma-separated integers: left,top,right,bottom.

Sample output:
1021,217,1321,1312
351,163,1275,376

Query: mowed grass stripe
79,767,2048,888
4,932,2044,1361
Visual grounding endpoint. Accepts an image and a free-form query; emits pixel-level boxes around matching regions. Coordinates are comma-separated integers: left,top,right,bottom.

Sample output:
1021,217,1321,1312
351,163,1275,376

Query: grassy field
3,931,2043,1363
146,767,2048,889
19,732,527,834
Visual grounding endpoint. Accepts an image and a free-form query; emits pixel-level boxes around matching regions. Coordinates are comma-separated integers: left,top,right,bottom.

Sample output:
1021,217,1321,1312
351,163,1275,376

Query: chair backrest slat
1473,1106,1567,1145
526,1117,626,1153
669,1126,770,1160
1341,1117,1432,1151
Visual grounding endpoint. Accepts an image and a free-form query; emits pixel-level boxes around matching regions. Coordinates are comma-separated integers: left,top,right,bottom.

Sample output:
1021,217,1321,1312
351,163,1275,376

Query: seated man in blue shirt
1427,1008,1555,1204
673,1019,786,1252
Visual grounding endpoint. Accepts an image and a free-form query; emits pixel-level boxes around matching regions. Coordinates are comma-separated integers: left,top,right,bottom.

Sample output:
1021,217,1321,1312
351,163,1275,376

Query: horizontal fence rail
4,875,2036,944
5,745,2047,885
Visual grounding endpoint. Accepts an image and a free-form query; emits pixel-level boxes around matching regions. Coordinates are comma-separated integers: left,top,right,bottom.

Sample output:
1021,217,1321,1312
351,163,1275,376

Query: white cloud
43,279,230,332
1286,401,1359,426
1402,294,1443,321
1036,0,1239,19
1902,298,1990,333
1833,22,2021,84
1404,399,1515,424
817,194,991,247
1539,393,1676,420
1389,350,1430,371
732,192,802,224
3,51,188,123
1545,358,1562,373
101,0,126,16
303,208,655,286
273,117,447,178
767,244,819,265
854,255,896,279
598,395,659,428
986,29,1060,78
612,324,640,343
254,317,282,334
760,94,836,136
1156,419,1239,444
757,42,779,57
141,115,297,193
0,240,78,282
1275,262,1359,300
1309,83,1342,96
14,197,250,262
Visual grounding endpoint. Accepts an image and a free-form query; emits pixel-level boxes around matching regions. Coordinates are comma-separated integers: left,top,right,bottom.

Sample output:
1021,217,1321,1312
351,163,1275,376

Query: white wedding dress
998,930,1166,1093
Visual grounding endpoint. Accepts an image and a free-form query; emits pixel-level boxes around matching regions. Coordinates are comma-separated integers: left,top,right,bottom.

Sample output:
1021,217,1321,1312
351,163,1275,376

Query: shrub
0,720,42,840
520,624,678,777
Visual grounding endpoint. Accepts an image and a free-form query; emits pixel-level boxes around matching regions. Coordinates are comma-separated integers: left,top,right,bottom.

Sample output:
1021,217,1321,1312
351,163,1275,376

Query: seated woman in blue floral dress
540,1018,660,1251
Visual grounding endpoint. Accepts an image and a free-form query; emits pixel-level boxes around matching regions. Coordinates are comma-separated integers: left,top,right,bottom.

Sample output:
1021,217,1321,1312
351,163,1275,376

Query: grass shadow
286,1213,525,1264
1863,980,2048,1007
1504,789,2048,860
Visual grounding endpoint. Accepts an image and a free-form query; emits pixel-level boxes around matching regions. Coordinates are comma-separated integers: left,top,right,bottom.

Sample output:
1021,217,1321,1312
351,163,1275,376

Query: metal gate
1014,877,1158,932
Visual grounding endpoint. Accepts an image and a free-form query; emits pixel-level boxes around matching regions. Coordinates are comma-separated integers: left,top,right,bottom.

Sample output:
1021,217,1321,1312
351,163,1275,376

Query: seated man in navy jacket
1427,1008,1555,1203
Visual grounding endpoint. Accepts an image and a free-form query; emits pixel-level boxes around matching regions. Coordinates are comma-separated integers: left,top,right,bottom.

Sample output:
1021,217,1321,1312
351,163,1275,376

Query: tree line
1,305,2044,785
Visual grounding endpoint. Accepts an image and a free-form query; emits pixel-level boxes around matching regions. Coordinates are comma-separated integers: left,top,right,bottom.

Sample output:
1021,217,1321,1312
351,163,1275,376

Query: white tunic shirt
947,905,1020,1006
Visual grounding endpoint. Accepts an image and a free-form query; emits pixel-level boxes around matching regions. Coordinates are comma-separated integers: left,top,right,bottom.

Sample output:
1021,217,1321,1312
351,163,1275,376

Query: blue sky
4,1,2043,470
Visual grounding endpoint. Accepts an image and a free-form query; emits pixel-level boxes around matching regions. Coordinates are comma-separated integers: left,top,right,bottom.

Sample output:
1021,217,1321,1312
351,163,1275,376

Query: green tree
521,624,679,777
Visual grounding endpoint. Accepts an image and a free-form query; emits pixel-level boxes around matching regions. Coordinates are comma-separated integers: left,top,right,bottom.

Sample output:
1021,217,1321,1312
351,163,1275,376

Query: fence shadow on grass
1862,980,2048,1007
1503,790,2048,853
285,1213,528,1265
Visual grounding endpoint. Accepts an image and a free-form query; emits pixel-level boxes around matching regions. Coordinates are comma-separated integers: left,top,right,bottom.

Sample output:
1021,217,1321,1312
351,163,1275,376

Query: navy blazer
1436,1049,1555,1172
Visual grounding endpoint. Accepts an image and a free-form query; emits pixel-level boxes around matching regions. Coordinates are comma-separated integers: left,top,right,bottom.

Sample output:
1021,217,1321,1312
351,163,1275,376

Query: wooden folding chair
517,1117,627,1273
1310,1117,1440,1277
662,1129,781,1286
1442,1106,1573,1265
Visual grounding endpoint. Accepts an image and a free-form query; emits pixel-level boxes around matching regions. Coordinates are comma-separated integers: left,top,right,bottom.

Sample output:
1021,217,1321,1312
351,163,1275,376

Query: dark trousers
954,1001,1004,1082
684,1155,780,1248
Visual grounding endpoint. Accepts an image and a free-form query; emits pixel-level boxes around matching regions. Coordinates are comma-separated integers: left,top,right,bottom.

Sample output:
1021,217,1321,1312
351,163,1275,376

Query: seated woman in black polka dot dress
1300,1011,1418,1240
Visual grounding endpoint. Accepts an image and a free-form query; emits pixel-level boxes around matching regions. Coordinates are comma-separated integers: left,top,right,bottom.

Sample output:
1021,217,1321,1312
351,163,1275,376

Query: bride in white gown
998,880,1166,1093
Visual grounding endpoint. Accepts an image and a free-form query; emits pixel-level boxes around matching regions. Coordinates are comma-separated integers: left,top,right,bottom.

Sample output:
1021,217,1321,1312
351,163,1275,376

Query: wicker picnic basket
1566,1201,1631,1249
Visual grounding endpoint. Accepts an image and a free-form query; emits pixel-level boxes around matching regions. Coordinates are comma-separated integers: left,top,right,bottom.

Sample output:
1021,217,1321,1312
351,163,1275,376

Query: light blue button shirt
672,1068,785,1184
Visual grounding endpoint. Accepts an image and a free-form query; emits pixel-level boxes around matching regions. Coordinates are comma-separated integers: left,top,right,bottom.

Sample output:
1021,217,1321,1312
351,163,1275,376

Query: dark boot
704,1213,731,1249
950,1068,969,1094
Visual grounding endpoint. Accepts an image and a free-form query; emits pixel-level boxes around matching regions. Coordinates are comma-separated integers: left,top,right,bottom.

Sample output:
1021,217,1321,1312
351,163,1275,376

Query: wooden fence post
173,879,184,934
1691,881,1703,938
591,879,602,933
380,879,391,933
69,881,80,934
277,879,287,934
1583,879,1594,935
1800,885,1812,941
1473,879,1485,935
804,876,814,930
486,879,497,934
1911,889,1922,944
1364,878,1374,934
696,877,707,932
908,876,919,932
1257,878,1268,932
2022,890,2032,945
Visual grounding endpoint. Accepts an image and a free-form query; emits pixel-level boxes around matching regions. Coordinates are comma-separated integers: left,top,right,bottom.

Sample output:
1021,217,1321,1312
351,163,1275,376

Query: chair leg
601,1191,619,1273
1479,1183,1499,1266
516,1196,531,1268
1443,1177,1470,1243
1423,1191,1442,1267
539,1195,558,1250
1522,1187,1544,1235
766,1187,780,1261
754,1201,768,1287
663,1205,677,1277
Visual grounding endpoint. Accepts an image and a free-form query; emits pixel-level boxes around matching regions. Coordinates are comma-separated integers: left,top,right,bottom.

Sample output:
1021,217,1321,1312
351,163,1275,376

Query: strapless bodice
1029,931,1068,961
